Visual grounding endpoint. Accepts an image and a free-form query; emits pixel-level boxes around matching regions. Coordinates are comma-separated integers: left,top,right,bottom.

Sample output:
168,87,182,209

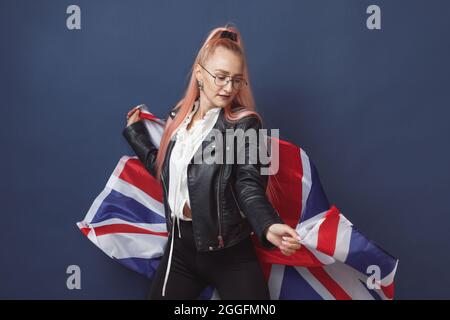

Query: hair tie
219,30,238,42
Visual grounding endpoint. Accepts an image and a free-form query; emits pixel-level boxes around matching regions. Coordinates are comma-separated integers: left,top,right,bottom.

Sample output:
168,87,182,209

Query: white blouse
168,99,221,223
161,99,222,297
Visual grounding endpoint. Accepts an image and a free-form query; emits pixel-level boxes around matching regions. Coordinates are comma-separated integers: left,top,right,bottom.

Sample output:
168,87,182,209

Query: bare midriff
183,202,192,219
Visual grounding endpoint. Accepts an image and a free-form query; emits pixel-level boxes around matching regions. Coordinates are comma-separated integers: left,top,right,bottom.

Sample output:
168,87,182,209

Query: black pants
148,219,271,300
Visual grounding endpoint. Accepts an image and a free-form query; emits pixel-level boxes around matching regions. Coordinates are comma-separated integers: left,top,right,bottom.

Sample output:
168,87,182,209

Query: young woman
123,24,301,300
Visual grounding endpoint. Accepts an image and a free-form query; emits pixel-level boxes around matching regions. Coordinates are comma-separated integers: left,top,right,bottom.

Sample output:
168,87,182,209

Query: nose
223,80,233,93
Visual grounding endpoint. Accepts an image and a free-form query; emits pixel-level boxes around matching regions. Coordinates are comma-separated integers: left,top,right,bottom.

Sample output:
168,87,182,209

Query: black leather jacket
122,103,284,252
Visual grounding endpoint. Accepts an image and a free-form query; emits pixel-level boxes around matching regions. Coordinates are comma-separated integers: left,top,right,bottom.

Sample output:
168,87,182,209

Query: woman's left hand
264,224,302,256
126,107,141,127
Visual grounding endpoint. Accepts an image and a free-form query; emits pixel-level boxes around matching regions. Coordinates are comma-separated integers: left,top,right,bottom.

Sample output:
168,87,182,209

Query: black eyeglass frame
198,64,248,90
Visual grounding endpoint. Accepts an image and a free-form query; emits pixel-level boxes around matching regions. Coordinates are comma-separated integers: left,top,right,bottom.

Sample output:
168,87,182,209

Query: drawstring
177,214,182,238
161,213,182,297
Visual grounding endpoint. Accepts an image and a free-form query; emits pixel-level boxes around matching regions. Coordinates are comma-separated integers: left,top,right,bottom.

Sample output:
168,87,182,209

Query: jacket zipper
230,184,246,219
160,172,173,226
217,165,224,248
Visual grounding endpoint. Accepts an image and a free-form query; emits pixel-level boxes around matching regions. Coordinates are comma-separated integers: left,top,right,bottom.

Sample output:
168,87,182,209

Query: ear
194,63,203,82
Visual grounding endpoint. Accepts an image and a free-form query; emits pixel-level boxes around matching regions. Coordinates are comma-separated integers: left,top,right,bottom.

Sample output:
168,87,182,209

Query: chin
215,101,226,107
214,98,231,107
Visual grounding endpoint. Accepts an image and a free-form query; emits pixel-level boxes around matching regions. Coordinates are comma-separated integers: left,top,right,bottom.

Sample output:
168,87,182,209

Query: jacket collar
171,100,234,133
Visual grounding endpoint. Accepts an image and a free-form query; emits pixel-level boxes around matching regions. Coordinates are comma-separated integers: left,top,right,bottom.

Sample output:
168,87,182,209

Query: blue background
1,0,449,299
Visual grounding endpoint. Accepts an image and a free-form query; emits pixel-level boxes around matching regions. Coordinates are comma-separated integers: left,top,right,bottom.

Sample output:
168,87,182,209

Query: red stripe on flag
251,230,324,268
308,266,352,300
80,227,90,236
266,138,303,228
381,282,394,300
82,223,168,237
316,206,340,257
119,158,163,202
254,241,324,268
139,112,163,124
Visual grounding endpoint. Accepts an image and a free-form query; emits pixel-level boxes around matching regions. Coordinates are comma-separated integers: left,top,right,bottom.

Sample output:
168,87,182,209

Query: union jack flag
77,105,398,300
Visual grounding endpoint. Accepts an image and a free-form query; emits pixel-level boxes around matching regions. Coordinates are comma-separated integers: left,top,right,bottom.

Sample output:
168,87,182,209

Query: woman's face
196,46,244,109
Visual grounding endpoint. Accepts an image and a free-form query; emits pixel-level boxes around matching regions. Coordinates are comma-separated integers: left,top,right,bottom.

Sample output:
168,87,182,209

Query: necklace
187,108,207,131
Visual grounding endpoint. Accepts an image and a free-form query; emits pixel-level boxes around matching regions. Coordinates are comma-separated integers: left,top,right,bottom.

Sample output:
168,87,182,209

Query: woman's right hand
126,108,141,127
264,223,302,256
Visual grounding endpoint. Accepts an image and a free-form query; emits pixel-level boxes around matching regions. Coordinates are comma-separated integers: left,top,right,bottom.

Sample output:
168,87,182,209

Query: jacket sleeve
122,120,159,178
233,115,284,249
121,107,176,178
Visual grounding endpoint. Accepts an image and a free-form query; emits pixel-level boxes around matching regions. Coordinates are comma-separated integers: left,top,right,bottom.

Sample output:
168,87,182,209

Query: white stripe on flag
143,119,165,148
381,260,399,287
83,218,167,233
294,266,335,300
107,173,165,219
95,232,167,259
297,210,337,265
300,149,311,219
296,210,327,249
267,264,285,300
333,213,353,262
83,187,114,226
83,155,132,224
322,262,375,300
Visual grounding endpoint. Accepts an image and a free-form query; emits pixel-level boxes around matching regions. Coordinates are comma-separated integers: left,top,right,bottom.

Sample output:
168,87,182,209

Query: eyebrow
214,69,244,77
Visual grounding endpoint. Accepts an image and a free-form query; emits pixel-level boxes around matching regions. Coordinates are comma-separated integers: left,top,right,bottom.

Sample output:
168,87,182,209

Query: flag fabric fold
77,105,398,300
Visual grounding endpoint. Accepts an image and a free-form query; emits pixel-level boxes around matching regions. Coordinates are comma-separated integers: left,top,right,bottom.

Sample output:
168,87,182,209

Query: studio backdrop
1,0,449,299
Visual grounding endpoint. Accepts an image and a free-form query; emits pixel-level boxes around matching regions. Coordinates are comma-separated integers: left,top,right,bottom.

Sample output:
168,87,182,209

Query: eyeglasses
199,64,248,90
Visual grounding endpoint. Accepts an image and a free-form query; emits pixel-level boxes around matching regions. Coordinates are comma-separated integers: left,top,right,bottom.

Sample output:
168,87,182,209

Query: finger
281,242,301,251
282,236,301,245
127,107,139,118
131,109,140,118
283,227,301,242
281,240,301,250
282,239,302,251
131,111,140,121
279,243,297,253
127,113,139,126
264,232,281,248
